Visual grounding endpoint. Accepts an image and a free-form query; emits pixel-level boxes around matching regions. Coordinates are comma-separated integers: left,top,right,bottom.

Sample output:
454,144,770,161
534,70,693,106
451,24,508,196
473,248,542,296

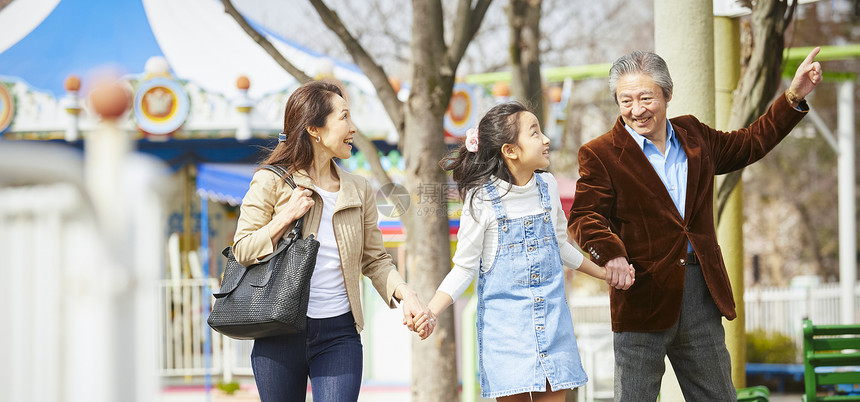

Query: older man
568,48,821,401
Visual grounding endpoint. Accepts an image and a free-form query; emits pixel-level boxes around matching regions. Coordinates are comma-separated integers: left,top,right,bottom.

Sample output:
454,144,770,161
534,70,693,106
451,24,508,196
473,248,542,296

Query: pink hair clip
465,128,479,153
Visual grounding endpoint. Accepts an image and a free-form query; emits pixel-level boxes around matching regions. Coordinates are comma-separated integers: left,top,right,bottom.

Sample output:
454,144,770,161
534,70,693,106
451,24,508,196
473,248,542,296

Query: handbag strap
261,164,305,239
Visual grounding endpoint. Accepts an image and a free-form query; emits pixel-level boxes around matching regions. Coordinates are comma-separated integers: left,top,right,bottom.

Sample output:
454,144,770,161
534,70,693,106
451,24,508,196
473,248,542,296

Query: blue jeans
251,311,362,402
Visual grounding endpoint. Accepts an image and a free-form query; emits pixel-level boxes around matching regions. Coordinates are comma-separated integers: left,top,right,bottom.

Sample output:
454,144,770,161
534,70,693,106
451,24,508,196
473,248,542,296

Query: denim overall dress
477,175,588,398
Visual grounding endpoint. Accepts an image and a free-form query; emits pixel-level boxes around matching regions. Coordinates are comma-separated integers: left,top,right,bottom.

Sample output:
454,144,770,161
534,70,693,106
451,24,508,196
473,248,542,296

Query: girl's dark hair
260,80,345,173
439,101,529,211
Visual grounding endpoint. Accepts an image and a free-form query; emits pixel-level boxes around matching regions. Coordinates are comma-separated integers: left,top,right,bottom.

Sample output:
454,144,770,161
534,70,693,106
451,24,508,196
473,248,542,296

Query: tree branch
224,0,391,188
352,129,393,188
222,0,314,84
717,0,796,223
446,0,493,76
308,0,406,138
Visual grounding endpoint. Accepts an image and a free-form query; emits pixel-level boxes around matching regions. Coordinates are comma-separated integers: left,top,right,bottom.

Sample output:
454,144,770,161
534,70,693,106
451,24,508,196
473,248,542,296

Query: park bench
802,319,860,401
737,385,770,402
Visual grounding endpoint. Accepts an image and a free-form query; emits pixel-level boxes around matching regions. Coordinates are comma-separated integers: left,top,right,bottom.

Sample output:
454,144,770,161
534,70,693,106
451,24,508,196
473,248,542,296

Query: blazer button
680,258,686,265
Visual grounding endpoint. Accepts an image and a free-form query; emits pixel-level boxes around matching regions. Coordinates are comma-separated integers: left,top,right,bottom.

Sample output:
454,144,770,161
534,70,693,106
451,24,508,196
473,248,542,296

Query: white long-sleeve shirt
437,172,585,301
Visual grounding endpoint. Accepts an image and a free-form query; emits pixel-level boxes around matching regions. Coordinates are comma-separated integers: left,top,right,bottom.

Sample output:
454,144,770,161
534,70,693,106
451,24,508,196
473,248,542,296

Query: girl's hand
625,264,635,285
413,310,437,340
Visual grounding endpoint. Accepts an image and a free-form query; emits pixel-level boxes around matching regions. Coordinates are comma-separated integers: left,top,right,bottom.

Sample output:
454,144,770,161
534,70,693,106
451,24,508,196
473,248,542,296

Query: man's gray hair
608,51,673,104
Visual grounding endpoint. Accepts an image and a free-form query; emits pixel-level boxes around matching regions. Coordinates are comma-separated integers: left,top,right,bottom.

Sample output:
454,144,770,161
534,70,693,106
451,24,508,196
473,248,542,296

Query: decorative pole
84,77,132,402
235,75,252,141
714,4,745,387
62,74,82,141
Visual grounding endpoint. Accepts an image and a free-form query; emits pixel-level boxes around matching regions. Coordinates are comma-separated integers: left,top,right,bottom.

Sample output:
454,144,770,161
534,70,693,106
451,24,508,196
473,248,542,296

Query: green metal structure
463,44,860,84
801,319,860,401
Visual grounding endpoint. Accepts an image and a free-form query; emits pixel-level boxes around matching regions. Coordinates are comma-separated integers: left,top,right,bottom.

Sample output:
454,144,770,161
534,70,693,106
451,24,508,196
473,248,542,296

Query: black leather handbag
207,165,319,340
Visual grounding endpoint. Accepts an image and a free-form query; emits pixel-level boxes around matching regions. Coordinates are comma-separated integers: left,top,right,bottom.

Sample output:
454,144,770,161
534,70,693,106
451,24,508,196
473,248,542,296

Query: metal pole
837,79,856,324
201,196,213,401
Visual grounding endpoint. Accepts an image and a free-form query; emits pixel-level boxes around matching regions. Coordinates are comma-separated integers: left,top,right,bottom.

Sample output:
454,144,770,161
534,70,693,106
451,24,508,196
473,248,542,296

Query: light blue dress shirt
624,120,693,252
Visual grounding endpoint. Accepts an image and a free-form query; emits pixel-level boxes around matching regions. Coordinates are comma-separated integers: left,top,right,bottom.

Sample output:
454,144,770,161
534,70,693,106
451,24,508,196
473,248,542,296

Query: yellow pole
714,15,746,388
655,0,715,399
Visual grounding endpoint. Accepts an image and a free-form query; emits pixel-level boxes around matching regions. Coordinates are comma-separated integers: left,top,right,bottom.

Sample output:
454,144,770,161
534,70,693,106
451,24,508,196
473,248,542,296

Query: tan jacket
232,161,405,332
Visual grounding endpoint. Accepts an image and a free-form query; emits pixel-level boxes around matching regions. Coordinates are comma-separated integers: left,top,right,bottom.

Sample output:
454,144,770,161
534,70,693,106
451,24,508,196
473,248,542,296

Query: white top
306,186,351,318
437,172,585,301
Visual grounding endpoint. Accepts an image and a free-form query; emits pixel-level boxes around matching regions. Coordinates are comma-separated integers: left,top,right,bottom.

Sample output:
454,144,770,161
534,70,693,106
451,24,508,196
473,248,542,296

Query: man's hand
606,256,634,290
787,47,823,106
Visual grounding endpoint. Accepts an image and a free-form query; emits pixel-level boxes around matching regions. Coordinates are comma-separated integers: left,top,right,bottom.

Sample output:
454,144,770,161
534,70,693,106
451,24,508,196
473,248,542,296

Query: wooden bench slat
808,352,860,366
815,371,860,385
811,325,860,336
811,337,860,350
816,396,860,402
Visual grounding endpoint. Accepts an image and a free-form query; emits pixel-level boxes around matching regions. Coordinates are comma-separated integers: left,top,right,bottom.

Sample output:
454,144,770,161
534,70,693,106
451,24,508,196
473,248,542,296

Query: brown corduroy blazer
568,93,806,332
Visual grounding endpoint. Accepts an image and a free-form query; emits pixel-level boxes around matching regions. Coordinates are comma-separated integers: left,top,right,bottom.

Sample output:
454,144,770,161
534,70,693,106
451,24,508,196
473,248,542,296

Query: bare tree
224,0,492,399
507,0,545,127
715,0,796,220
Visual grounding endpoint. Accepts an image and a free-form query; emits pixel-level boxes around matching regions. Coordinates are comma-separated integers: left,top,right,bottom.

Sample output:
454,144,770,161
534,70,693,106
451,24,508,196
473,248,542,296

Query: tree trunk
507,0,544,128
401,4,459,400
716,0,795,221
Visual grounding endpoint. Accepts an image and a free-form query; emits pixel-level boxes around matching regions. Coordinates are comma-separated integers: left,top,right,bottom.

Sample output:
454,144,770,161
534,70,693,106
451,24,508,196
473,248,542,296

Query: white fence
1,142,168,402
568,282,860,358
156,278,254,382
157,279,860,383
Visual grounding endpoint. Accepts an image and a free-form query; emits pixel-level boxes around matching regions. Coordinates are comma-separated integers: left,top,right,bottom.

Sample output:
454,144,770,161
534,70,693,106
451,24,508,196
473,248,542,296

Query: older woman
232,80,429,401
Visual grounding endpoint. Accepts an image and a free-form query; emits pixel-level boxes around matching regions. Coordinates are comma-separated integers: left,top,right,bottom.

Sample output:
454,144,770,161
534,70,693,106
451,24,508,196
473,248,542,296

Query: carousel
0,0,500,388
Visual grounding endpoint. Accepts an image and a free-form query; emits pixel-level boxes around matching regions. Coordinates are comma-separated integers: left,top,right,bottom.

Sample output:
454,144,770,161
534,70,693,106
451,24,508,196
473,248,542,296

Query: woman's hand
269,186,314,244
282,186,315,223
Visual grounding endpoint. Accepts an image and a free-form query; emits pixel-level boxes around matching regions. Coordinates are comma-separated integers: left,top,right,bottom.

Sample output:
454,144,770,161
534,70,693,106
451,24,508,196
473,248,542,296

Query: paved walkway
160,384,803,401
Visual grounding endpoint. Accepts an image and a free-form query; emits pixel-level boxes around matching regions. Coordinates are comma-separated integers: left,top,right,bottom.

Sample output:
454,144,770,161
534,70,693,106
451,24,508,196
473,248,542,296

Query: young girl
422,102,634,402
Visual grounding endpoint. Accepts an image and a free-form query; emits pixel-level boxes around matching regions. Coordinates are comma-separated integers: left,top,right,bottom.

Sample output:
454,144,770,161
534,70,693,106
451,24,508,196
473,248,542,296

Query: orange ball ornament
236,75,250,90
547,86,563,104
491,81,510,97
388,76,401,94
64,75,81,92
89,81,130,120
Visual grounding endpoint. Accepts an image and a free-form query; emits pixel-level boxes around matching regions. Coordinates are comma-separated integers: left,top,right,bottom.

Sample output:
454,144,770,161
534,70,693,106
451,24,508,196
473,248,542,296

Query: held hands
412,310,437,341
605,256,635,290
395,284,436,340
786,46,823,106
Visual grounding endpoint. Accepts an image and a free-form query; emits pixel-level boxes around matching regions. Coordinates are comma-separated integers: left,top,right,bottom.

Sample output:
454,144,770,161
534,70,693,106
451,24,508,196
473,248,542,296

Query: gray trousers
613,264,737,401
